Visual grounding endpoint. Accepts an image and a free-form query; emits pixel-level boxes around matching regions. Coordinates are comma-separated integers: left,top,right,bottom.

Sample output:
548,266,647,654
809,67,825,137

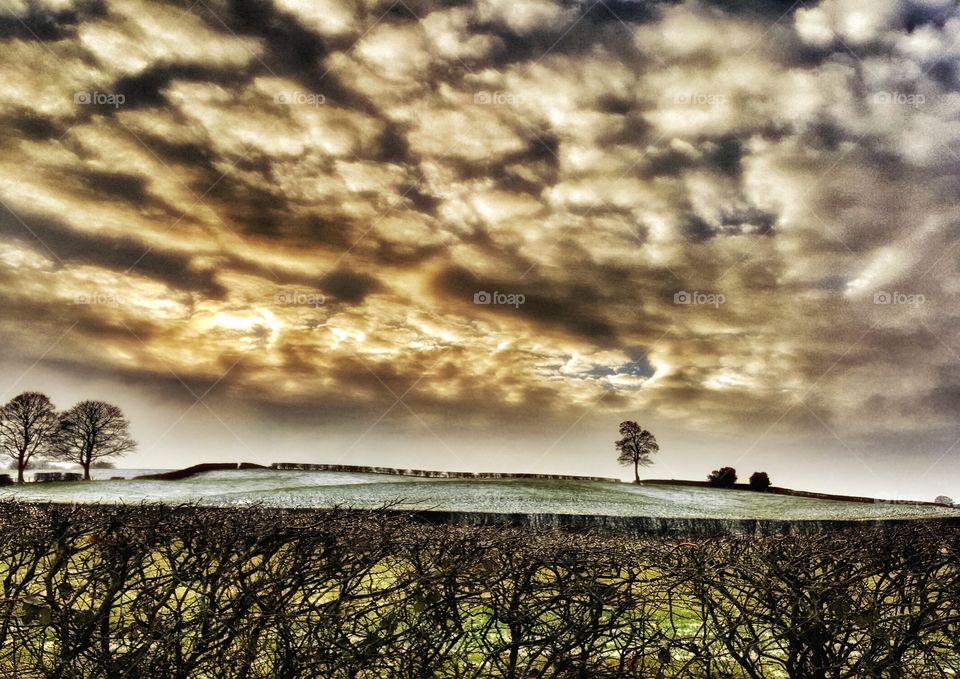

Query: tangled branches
0,502,957,678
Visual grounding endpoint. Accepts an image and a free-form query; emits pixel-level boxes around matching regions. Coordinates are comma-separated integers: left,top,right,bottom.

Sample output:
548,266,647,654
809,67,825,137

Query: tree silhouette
708,467,737,488
749,471,771,491
615,421,659,483
0,392,58,483
53,401,136,480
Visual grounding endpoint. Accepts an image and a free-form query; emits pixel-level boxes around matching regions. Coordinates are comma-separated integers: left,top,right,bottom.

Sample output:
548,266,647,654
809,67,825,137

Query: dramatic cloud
3,0,960,490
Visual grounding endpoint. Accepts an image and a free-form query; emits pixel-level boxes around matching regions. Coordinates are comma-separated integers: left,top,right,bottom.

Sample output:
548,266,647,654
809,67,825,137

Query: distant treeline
1,502,958,678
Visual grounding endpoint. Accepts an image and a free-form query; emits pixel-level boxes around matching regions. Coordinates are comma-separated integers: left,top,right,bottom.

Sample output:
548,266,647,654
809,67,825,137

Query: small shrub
749,472,771,491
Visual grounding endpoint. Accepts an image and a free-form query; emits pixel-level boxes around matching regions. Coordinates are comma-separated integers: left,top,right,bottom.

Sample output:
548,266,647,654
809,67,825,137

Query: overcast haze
2,0,960,499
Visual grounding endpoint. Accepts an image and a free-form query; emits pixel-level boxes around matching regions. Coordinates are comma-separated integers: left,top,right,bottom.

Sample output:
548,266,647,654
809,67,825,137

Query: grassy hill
2,467,958,523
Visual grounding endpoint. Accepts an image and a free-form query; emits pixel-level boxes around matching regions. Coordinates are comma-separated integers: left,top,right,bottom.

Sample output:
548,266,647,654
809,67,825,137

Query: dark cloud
113,64,253,109
706,136,744,176
681,215,717,243
699,0,801,18
78,170,151,203
210,0,379,113
376,123,418,164
432,265,620,344
318,268,383,303
258,213,355,248
0,206,226,298
0,112,64,143
583,0,661,24
472,1,658,68
0,0,105,41
131,136,218,174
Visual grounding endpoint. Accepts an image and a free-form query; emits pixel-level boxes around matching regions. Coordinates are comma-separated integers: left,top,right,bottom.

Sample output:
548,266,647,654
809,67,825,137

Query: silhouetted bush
707,466,738,488
749,471,771,491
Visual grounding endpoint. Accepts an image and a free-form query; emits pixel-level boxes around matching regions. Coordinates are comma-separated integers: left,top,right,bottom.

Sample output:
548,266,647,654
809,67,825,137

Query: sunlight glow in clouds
1,0,960,489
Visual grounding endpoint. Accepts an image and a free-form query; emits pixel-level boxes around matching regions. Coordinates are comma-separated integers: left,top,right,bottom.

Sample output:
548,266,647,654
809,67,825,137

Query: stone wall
33,472,83,483
271,462,619,482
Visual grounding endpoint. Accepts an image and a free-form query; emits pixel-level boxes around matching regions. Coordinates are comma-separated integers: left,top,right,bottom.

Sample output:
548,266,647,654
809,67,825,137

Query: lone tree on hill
0,392,58,483
615,421,659,483
749,471,771,491
708,467,738,488
53,401,136,480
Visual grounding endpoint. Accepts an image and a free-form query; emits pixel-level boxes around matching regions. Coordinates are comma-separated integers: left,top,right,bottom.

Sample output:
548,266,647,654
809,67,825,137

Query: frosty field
3,468,959,520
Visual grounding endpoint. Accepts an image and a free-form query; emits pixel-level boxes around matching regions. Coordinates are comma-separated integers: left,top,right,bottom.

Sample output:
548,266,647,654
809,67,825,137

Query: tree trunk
633,459,639,483
82,462,91,481
17,462,24,484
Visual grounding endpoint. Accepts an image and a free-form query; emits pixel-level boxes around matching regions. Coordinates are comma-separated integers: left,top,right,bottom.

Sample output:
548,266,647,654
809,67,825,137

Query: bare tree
615,421,659,483
0,392,58,483
53,401,136,480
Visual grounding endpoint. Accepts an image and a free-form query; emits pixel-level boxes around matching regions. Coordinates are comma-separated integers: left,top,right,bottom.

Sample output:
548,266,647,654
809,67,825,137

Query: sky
1,0,960,500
